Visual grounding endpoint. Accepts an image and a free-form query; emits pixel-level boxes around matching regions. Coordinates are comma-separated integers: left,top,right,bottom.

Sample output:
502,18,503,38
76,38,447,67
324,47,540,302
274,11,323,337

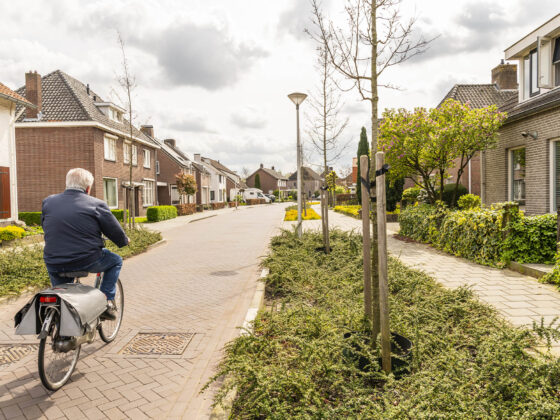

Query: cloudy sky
1,0,559,175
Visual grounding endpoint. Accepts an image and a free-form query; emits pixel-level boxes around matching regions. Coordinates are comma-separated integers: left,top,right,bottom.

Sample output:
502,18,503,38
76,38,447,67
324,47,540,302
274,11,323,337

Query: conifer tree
356,127,369,203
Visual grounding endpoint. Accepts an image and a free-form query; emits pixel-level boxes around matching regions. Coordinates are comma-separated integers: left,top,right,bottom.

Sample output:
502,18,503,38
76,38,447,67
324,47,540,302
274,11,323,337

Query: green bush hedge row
18,212,42,226
20,209,130,225
146,205,177,222
399,202,556,266
111,209,129,222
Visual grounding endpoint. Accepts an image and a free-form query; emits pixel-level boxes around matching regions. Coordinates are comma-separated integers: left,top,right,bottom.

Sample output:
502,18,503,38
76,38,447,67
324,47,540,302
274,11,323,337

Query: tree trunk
370,2,380,342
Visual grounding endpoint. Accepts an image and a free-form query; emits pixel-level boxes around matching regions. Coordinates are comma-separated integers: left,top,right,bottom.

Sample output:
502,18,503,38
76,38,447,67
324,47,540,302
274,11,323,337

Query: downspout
9,103,24,221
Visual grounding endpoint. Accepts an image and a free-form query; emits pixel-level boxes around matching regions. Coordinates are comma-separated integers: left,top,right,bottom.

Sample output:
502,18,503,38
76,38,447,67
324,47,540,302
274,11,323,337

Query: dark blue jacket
42,189,128,270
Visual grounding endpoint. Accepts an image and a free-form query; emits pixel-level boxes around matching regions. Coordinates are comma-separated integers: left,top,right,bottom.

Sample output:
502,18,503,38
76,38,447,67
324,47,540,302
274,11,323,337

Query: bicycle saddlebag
15,283,108,337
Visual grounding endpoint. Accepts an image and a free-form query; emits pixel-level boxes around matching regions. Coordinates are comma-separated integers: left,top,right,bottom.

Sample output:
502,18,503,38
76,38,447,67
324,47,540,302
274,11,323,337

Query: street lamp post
288,92,307,238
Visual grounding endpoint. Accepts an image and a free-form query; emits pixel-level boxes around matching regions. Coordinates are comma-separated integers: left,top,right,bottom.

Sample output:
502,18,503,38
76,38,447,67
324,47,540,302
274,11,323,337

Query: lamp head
288,92,307,106
521,131,538,140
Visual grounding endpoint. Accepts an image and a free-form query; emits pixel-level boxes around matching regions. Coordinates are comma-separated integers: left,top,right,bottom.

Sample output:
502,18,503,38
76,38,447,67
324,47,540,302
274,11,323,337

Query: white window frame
103,177,118,209
143,179,155,207
156,160,160,175
143,149,151,169
123,142,131,164
549,138,560,212
104,134,117,161
132,144,138,166
508,146,526,206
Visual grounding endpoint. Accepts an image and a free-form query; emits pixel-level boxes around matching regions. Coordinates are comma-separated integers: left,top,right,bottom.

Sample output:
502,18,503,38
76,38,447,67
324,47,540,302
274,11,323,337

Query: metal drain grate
120,333,194,355
0,344,38,366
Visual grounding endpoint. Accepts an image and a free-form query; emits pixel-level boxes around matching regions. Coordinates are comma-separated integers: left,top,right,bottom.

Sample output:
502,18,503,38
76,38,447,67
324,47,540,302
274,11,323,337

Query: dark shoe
100,300,117,321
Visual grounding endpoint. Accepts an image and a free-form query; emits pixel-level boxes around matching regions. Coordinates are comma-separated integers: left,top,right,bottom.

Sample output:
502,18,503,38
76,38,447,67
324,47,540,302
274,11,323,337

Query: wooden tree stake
360,155,372,323
376,152,391,373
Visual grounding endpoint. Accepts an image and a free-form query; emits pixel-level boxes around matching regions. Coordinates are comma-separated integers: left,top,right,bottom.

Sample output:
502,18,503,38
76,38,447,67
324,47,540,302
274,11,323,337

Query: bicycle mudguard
15,283,107,337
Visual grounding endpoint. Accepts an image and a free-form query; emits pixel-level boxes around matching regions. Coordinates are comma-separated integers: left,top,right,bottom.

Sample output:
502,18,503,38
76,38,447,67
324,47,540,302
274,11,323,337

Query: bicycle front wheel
99,278,124,343
38,317,81,391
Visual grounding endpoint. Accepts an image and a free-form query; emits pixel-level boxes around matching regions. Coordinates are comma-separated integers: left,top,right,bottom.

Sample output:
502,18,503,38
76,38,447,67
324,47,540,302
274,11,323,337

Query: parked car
265,194,276,202
257,192,271,203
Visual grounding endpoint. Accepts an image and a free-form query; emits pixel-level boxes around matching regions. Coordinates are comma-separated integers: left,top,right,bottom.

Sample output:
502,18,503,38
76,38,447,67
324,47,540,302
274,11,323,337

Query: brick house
14,70,160,216
139,127,196,206
202,158,240,201
287,166,322,198
438,68,518,196
0,82,35,225
246,164,288,197
192,154,212,206
482,14,560,214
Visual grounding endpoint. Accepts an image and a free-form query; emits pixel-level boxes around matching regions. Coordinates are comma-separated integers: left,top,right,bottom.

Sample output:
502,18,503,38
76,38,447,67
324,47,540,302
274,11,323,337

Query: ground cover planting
211,229,560,418
0,227,161,297
284,205,321,221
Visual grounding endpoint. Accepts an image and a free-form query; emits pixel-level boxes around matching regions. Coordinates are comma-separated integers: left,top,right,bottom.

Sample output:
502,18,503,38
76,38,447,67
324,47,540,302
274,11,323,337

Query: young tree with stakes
306,45,349,253
117,32,137,229
311,0,432,357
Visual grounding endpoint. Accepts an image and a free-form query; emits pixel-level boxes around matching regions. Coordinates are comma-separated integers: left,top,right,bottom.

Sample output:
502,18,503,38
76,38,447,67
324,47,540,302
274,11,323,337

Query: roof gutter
504,96,560,124
0,92,37,109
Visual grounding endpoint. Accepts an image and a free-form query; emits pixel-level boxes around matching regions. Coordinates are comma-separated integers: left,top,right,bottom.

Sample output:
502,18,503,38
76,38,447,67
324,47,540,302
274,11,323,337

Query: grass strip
209,229,560,418
0,227,161,298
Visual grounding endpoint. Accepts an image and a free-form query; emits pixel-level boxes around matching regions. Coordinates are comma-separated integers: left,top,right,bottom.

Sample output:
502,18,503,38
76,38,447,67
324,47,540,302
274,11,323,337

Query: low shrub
284,208,321,221
334,205,361,218
503,213,557,264
210,230,560,418
146,205,178,222
18,212,42,226
457,193,481,210
0,226,26,241
105,227,162,259
435,183,468,207
111,209,129,222
175,203,196,215
401,186,421,207
398,203,438,243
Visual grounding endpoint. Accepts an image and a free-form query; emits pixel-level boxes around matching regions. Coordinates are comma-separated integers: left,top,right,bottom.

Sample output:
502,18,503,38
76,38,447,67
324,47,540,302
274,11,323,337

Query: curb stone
210,267,268,420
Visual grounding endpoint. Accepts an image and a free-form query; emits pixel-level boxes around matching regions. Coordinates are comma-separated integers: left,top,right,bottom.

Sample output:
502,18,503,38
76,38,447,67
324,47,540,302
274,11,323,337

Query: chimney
271,166,275,170
140,125,154,138
260,163,264,169
25,71,42,119
492,61,518,90
194,153,201,163
164,139,176,148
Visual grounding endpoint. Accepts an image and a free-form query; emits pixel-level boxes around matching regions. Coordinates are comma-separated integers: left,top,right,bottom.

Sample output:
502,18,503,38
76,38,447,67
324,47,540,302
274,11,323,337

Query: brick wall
246,169,280,194
447,152,481,196
156,149,183,205
16,126,158,214
484,106,560,215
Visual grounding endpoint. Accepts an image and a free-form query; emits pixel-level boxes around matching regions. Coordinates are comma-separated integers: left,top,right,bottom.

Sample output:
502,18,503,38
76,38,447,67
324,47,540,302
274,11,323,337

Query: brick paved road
0,204,286,419
286,205,560,354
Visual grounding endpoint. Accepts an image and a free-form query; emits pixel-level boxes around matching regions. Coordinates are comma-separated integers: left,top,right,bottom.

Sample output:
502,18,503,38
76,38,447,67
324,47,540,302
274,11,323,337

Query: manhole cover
210,271,238,277
0,344,38,366
120,333,194,355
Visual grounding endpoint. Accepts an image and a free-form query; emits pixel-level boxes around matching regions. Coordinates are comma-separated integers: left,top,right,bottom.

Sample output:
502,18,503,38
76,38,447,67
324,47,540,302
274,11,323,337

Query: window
143,180,154,206
132,145,137,165
103,178,118,208
510,148,526,206
524,49,540,98
554,39,560,87
104,135,116,161
123,143,130,164
156,161,160,175
170,185,180,204
210,190,215,201
143,149,151,168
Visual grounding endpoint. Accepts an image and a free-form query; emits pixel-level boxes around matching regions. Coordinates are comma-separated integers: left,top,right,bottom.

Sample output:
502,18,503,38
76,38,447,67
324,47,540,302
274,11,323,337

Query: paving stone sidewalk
284,205,560,353
0,204,286,419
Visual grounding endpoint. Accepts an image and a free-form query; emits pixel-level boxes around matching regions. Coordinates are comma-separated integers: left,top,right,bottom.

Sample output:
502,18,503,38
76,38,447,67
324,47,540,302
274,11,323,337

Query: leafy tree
379,99,506,204
176,173,197,196
356,127,370,203
255,174,261,189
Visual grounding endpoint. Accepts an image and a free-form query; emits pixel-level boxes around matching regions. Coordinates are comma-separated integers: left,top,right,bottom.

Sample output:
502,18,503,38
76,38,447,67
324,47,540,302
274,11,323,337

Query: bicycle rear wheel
38,313,81,391
99,278,124,343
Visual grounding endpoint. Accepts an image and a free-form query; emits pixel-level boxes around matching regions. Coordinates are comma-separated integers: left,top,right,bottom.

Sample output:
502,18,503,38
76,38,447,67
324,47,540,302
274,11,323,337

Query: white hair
66,168,94,191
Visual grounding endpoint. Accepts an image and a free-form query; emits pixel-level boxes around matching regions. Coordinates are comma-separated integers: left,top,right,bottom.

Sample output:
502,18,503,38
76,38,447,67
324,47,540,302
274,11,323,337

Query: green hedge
399,202,556,267
18,212,42,226
111,209,129,222
146,205,178,222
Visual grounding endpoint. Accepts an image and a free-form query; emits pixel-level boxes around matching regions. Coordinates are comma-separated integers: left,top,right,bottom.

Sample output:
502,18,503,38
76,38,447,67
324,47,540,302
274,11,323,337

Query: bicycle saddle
58,271,90,278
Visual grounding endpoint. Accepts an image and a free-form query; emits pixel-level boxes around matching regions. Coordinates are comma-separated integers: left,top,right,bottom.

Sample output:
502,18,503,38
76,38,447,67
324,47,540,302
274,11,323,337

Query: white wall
0,99,17,221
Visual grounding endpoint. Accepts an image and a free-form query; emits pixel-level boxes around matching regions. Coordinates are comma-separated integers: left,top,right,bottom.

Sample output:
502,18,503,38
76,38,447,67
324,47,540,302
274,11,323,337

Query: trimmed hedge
111,209,129,222
146,205,178,222
399,202,556,267
19,212,42,226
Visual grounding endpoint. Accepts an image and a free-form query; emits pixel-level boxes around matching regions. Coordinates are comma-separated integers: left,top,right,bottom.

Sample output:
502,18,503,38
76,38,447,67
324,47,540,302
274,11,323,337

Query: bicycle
36,272,124,391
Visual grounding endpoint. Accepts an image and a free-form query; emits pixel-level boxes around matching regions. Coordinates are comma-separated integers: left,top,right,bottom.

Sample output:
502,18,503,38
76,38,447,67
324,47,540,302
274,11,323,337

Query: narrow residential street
0,204,286,420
